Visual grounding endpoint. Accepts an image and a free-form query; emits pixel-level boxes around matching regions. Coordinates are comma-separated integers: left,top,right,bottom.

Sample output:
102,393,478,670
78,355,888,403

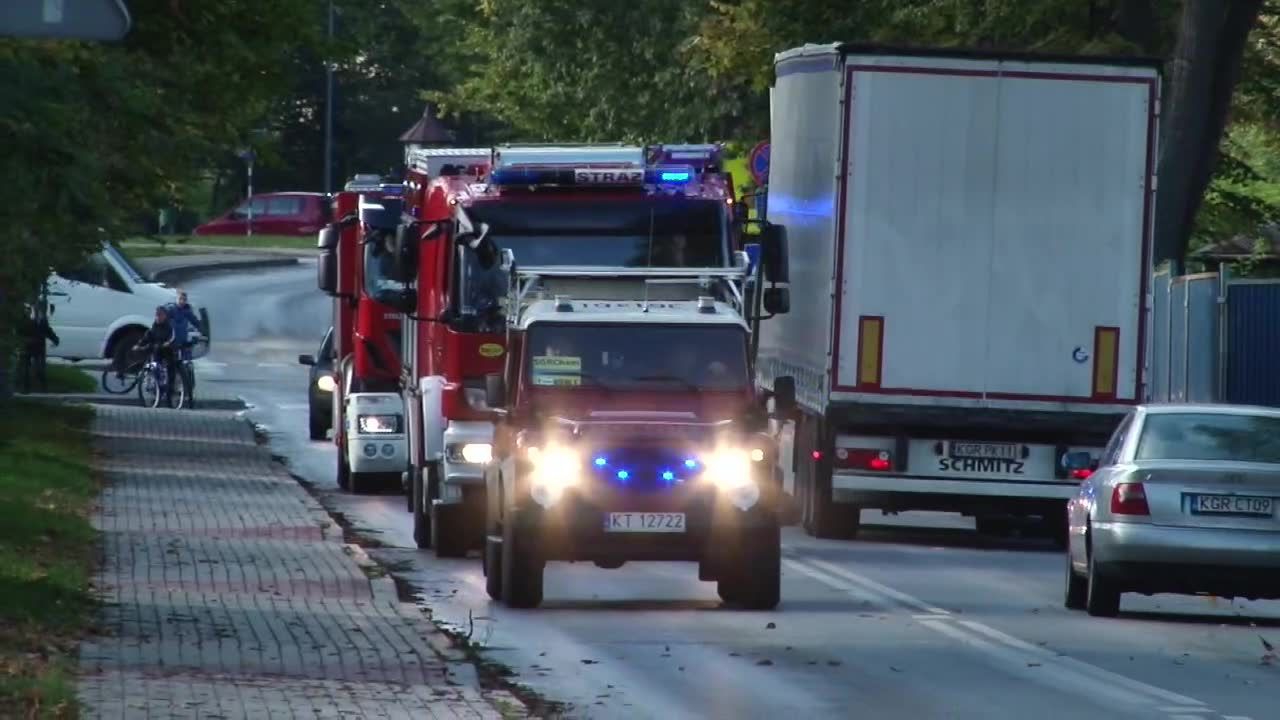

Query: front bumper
1092,521,1280,598
347,434,406,473
441,421,493,496
511,490,776,563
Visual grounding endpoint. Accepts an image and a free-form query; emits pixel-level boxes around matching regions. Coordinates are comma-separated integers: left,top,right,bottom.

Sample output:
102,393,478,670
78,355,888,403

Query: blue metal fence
1225,281,1280,406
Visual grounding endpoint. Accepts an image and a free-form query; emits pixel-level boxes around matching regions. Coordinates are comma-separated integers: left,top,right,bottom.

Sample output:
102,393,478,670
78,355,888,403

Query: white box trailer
758,44,1160,540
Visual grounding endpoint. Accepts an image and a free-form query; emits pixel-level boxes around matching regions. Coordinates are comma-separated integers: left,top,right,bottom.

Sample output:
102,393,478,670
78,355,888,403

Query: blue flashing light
661,470,675,482
594,456,608,468
616,470,630,481
683,458,698,469
660,171,690,183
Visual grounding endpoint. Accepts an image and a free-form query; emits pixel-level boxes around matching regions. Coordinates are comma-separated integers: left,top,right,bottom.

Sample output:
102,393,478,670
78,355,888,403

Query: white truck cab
45,243,179,364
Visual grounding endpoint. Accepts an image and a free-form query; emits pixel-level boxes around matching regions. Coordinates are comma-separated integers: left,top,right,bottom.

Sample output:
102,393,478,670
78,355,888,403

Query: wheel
412,466,432,549
1085,545,1121,617
180,362,196,409
484,535,504,601
432,500,470,558
797,419,860,539
1064,550,1087,610
718,520,782,610
337,446,351,491
501,514,544,608
309,412,327,440
138,367,163,408
169,367,187,409
109,329,145,383
101,363,140,394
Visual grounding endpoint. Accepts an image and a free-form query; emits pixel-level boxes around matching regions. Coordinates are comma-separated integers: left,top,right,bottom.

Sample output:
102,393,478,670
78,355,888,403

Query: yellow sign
531,356,581,372
479,343,504,358
531,355,582,387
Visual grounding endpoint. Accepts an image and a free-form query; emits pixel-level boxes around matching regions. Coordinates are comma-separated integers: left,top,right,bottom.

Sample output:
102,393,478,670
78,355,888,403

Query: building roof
1191,226,1280,263
398,104,455,144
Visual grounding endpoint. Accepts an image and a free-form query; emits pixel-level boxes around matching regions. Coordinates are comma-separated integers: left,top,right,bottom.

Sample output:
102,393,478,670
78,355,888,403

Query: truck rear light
1110,482,1149,516
835,448,892,472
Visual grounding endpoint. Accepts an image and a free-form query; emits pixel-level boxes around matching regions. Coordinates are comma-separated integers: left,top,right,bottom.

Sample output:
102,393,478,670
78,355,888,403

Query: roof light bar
488,164,697,188
494,144,646,170
649,144,722,170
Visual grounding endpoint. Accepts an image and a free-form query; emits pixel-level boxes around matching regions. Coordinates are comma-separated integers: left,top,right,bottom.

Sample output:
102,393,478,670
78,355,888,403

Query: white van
45,243,180,365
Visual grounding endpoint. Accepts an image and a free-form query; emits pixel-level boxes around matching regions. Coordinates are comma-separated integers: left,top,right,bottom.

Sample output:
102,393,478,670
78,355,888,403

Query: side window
104,264,130,293
267,196,302,216
63,254,110,287
1100,412,1135,467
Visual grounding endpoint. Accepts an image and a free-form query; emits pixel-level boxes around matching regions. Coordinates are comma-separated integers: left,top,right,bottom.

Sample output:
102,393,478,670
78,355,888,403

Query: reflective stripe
856,315,884,388
1093,326,1120,398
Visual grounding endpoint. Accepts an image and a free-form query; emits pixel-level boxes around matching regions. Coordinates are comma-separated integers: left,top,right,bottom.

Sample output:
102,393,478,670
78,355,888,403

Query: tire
1064,551,1087,610
169,367,187,409
101,364,140,394
337,446,351,491
110,328,145,378
309,411,327,441
501,515,544,608
798,418,860,540
180,362,195,409
138,366,163,408
484,535,504,601
1085,546,1121,617
412,466,432,549
432,500,470,559
718,520,782,610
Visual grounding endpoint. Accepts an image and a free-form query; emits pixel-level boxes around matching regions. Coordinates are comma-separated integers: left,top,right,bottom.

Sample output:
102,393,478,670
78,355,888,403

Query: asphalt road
186,263,1280,720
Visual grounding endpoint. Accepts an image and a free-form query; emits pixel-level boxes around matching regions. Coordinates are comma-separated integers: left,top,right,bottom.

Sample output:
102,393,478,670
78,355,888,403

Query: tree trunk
1154,0,1263,264
1112,0,1160,53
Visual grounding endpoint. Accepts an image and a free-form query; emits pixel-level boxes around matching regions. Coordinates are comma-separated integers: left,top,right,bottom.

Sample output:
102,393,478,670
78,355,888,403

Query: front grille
585,446,703,494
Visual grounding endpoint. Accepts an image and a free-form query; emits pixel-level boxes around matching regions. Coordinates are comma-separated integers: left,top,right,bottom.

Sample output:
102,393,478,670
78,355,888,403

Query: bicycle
136,348,187,409
101,346,147,394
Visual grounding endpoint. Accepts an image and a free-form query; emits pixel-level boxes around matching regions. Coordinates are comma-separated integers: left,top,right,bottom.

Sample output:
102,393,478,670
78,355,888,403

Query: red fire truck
316,175,410,494
388,143,746,558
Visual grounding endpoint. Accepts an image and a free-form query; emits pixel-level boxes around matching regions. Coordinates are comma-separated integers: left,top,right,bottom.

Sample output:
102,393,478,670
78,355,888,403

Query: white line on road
256,362,289,368
276,403,309,410
785,552,1212,716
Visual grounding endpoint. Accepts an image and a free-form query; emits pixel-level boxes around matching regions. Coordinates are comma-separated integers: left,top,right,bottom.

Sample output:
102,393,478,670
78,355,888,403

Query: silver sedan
1064,403,1280,617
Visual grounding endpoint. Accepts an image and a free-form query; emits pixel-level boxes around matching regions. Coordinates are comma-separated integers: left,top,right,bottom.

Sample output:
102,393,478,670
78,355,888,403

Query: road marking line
276,403,309,410
1222,716,1254,720
786,551,1210,712
958,620,1206,708
1158,709,1212,715
791,553,949,614
782,559,897,607
256,362,288,368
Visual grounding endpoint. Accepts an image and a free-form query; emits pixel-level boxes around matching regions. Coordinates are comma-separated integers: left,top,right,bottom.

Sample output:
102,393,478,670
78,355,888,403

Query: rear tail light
1110,482,1150,516
1070,468,1093,480
835,448,892,472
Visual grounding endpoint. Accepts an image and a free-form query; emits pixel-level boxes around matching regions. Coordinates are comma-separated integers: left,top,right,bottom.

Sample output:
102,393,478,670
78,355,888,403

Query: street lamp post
324,0,335,194
237,148,256,238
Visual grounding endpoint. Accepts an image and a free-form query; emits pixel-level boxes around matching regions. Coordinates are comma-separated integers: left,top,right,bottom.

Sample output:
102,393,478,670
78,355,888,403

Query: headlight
357,414,401,433
527,445,581,507
447,442,493,464
317,374,336,393
703,448,762,511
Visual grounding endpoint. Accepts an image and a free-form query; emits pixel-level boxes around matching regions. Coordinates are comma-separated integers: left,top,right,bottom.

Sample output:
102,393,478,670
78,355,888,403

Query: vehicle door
46,253,134,360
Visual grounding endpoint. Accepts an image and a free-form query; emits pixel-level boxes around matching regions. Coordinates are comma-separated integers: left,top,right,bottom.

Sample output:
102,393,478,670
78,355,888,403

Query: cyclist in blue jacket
165,290,203,408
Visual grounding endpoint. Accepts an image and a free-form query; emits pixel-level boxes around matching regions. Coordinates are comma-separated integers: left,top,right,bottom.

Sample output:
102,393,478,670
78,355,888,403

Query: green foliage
0,0,319,355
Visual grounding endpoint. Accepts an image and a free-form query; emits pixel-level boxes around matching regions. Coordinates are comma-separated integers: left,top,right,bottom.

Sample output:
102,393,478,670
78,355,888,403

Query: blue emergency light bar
488,164,697,188
648,144,722,171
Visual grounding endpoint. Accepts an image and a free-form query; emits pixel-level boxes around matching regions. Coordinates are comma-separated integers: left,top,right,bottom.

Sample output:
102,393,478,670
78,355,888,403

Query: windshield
364,231,406,299
1135,413,1280,464
102,243,145,284
468,198,727,267
524,323,749,392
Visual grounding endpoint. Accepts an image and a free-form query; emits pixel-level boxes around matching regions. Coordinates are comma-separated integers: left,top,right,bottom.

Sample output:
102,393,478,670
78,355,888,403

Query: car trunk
1133,461,1280,532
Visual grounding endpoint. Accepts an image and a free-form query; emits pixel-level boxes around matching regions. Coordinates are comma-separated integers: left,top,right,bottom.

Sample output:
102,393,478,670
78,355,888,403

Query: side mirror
1062,451,1093,471
317,225,339,295
760,222,790,284
772,376,797,415
298,354,316,366
763,287,790,315
485,372,506,410
381,287,417,314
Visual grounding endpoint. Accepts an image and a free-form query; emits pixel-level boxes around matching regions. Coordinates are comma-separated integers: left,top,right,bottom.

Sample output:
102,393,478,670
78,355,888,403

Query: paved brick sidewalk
78,405,524,719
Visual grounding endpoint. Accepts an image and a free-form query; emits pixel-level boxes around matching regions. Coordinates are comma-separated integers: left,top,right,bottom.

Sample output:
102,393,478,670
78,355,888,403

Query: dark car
194,192,329,237
298,326,336,441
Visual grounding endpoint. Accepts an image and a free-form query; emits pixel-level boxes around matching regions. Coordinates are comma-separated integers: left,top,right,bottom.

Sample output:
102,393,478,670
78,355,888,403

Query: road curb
147,257,301,284
20,393,247,410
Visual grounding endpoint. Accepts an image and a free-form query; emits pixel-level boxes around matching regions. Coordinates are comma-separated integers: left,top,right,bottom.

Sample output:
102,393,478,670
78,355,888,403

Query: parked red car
193,192,329,236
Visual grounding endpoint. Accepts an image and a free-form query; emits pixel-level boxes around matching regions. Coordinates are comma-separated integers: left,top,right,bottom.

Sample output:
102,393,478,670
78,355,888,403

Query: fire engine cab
478,256,794,609
317,175,408,494
388,143,752,559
